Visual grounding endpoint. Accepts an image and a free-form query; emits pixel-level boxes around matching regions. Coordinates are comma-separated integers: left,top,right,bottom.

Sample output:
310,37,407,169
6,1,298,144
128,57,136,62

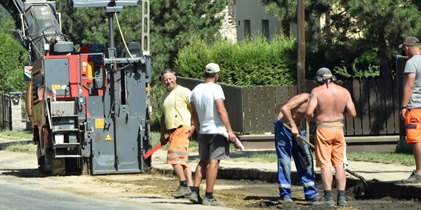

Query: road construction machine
0,0,153,175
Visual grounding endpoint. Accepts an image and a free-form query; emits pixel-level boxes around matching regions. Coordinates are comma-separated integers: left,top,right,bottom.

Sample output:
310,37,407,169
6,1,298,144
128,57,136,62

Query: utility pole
297,0,305,94
297,0,309,139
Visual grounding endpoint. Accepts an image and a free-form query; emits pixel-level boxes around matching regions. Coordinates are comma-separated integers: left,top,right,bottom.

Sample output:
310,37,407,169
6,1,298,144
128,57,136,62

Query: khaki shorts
405,109,421,144
315,122,346,169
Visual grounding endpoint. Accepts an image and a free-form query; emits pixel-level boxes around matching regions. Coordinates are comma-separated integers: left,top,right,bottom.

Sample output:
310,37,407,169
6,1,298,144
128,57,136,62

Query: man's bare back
306,82,356,123
277,93,310,136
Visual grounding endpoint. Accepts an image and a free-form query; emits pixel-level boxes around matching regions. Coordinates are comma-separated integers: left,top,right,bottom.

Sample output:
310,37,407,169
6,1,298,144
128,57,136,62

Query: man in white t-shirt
189,63,237,206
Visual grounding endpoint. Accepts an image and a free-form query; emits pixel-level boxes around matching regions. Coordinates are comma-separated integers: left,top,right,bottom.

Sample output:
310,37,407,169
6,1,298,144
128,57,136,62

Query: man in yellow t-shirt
160,69,195,198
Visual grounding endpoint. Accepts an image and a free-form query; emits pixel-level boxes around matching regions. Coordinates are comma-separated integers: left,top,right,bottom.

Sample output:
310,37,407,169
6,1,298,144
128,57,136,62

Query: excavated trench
153,167,421,209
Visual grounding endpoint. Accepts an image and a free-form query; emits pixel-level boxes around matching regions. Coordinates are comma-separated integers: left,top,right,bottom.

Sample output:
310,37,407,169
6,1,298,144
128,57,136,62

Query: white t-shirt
190,82,227,134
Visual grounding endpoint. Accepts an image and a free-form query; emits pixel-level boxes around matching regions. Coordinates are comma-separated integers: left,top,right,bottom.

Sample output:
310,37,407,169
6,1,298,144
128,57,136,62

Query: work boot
202,197,225,206
306,195,318,202
401,170,421,183
172,185,191,198
277,197,294,208
189,191,202,204
279,197,293,203
337,196,347,206
312,196,334,207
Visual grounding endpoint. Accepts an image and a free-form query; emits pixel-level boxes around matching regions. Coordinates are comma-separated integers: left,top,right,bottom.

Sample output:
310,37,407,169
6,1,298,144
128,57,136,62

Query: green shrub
149,84,166,131
175,34,296,86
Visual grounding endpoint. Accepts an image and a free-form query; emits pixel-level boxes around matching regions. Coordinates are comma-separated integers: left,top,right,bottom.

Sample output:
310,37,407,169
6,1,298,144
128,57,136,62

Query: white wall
235,0,283,42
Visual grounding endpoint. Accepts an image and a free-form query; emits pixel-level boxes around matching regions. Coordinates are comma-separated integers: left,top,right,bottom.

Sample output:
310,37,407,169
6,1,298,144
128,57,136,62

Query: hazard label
105,133,112,141
95,118,104,129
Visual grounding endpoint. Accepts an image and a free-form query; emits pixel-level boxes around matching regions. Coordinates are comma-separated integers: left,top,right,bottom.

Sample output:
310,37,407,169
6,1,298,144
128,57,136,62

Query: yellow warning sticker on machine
95,118,104,128
52,84,61,90
105,133,112,141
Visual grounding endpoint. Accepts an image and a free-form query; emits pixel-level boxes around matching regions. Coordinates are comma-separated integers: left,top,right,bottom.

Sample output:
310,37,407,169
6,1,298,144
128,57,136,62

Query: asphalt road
0,150,233,210
0,176,147,210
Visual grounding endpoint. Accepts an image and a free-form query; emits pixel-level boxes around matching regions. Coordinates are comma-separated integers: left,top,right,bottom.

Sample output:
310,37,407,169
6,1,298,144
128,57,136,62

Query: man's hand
291,125,299,137
185,126,195,138
400,108,407,120
227,131,237,143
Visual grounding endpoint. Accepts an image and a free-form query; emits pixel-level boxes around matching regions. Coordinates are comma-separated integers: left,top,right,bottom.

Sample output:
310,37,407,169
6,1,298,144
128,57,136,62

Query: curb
0,140,33,150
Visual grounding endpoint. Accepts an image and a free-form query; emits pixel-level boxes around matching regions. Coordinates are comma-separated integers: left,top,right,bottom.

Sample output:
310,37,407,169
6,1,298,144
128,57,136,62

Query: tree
260,0,421,78
0,7,8,31
56,0,228,83
0,30,28,92
0,12,28,92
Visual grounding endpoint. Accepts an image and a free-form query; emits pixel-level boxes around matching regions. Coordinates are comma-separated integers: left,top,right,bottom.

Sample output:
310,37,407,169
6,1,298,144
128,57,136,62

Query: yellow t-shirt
161,85,192,130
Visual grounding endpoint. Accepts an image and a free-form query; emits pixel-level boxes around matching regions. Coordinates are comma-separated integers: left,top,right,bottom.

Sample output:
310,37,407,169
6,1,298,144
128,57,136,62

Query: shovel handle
283,123,315,148
282,123,369,193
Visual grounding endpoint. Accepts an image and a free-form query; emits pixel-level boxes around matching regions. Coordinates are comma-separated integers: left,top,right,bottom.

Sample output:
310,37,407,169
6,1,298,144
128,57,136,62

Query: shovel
283,123,369,196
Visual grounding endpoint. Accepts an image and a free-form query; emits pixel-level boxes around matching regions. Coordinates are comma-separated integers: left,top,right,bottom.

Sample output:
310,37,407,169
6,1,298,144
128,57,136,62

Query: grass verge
6,142,36,153
0,130,32,140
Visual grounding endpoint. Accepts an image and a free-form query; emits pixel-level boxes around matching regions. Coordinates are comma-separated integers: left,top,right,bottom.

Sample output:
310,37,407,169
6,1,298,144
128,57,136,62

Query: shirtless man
275,93,318,203
305,67,356,207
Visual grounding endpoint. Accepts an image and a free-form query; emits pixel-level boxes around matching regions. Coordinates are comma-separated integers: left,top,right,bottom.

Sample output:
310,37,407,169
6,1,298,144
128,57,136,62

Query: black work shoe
401,170,421,183
312,196,334,207
202,197,225,206
280,197,293,203
337,196,347,206
172,185,192,198
189,191,202,204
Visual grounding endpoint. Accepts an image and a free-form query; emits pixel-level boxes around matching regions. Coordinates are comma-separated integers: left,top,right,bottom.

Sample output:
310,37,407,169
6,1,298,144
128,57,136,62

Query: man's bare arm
280,93,309,135
344,92,357,117
215,98,236,142
400,73,415,119
305,91,317,122
160,112,167,144
190,102,200,133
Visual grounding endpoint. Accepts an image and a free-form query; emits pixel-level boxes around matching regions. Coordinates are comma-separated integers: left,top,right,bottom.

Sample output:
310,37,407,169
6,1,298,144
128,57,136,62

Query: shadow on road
2,168,46,178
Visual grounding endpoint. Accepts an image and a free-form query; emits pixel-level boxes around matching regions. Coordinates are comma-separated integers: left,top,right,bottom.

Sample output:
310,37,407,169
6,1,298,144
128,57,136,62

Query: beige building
232,0,298,42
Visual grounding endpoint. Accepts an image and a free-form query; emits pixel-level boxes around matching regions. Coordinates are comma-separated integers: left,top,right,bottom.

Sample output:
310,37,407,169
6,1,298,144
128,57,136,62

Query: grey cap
399,36,420,48
316,67,333,79
205,63,220,73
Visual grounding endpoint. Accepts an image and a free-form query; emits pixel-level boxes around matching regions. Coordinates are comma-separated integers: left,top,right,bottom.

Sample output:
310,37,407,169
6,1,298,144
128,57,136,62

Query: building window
262,19,269,39
244,20,250,38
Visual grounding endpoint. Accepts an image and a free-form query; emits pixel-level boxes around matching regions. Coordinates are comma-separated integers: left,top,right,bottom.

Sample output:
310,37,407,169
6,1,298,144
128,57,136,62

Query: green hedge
174,35,297,86
149,35,297,130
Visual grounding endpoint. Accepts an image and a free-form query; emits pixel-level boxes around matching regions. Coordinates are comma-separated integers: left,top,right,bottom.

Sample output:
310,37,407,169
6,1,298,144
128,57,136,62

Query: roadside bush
175,34,296,86
333,49,380,79
149,84,165,131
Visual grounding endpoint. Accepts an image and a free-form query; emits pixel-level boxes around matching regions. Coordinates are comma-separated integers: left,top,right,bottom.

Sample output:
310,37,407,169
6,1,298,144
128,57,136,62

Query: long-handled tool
143,142,163,159
283,123,369,195
144,138,169,159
